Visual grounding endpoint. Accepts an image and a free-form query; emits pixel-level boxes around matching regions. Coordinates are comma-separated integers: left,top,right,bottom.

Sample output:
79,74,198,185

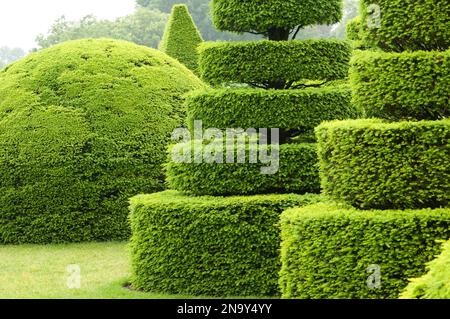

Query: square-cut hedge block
280,203,450,299
130,190,322,297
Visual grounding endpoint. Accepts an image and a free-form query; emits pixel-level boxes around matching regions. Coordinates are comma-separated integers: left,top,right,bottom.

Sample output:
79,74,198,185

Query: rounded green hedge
130,190,322,296
350,50,450,121
280,203,450,299
166,143,320,196
316,119,450,210
212,0,343,34
186,87,360,134
401,239,450,299
0,39,204,244
199,40,352,86
360,0,450,52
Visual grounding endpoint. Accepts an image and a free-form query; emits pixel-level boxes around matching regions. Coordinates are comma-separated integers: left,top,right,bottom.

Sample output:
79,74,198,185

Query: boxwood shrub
401,239,450,299
199,40,352,86
212,0,343,34
316,119,450,210
350,50,450,121
130,190,322,296
186,87,360,134
279,203,450,299
0,39,205,244
166,143,320,196
159,4,203,73
360,0,450,52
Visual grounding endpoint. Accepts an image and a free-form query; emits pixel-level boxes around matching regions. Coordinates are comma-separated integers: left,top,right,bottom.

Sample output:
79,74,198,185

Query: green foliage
159,5,203,73
130,190,322,296
346,16,361,41
350,50,450,121
166,143,320,196
212,0,343,34
186,87,360,134
0,39,204,244
36,9,168,49
401,239,450,299
360,0,450,52
316,119,450,210
199,40,352,86
280,203,450,299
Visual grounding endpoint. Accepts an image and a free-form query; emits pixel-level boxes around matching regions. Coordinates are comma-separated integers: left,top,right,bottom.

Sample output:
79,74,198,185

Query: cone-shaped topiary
0,38,204,244
159,4,204,74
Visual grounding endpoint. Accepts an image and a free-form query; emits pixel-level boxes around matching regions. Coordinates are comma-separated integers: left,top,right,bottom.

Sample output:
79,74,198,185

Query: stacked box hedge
0,39,205,244
130,190,322,297
279,203,450,299
186,87,360,133
360,0,450,52
199,40,352,86
316,119,450,210
159,4,203,73
401,239,450,299
166,143,320,196
350,50,450,121
212,0,343,33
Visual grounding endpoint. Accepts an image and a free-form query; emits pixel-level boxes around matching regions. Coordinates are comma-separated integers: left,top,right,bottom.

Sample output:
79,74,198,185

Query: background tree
36,8,168,49
0,46,26,69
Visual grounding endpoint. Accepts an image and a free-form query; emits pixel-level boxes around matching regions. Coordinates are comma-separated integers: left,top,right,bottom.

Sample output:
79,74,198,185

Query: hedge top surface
130,190,322,209
360,0,450,52
159,4,203,73
0,38,204,243
316,118,450,131
282,202,450,222
212,0,343,34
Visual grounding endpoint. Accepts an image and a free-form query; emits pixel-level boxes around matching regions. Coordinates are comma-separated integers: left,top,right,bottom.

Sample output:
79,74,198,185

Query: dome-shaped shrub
0,39,204,244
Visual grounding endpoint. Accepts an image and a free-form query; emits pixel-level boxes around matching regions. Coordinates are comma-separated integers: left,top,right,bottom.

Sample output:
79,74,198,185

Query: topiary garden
1,0,448,300
279,0,450,299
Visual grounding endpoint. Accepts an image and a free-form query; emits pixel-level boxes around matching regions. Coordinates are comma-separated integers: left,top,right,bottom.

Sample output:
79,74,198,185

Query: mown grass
0,242,198,299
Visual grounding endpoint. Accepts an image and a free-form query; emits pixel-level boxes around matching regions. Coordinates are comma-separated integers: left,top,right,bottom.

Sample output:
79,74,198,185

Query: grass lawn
0,242,202,299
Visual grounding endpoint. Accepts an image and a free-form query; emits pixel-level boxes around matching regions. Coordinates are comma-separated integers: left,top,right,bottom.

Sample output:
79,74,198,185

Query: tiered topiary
130,1,360,296
159,4,204,74
0,39,204,244
280,0,450,299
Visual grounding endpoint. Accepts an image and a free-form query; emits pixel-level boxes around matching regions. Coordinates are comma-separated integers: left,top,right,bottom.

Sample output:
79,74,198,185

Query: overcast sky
0,0,136,51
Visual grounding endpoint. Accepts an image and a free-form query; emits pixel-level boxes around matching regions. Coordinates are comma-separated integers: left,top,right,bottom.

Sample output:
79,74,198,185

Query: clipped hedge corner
280,203,450,299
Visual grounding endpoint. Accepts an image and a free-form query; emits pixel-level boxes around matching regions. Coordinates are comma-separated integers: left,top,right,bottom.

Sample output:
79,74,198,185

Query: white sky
0,0,136,51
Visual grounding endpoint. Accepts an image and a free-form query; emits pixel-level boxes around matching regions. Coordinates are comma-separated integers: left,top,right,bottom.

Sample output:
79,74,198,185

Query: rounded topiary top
212,0,343,35
0,38,204,244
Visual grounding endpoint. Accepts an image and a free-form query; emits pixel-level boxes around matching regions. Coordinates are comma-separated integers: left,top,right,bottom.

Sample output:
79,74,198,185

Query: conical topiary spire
159,4,204,73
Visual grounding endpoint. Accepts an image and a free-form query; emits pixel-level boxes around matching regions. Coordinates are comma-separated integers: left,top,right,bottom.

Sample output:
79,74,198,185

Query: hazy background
0,0,359,69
